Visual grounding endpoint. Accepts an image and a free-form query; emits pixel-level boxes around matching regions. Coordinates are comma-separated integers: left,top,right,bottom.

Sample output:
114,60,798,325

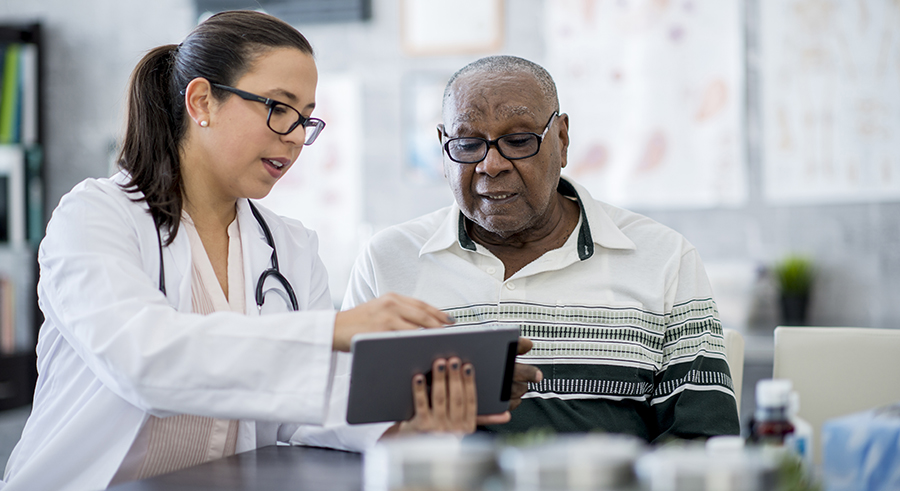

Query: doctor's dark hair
117,10,313,244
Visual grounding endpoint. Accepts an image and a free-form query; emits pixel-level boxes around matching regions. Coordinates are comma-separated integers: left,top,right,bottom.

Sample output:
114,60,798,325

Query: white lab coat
2,172,338,491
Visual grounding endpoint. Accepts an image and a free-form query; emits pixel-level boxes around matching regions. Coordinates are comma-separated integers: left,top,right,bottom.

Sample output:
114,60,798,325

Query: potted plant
773,254,814,325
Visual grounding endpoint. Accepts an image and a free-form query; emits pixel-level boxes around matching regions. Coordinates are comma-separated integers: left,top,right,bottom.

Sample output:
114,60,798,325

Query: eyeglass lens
267,104,324,145
447,133,540,163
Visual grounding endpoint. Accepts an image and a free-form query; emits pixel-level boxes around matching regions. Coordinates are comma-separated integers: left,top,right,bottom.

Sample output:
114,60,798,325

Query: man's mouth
483,193,516,201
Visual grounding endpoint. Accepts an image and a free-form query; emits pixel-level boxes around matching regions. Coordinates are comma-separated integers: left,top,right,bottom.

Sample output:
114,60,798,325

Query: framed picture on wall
400,0,503,56
402,72,451,184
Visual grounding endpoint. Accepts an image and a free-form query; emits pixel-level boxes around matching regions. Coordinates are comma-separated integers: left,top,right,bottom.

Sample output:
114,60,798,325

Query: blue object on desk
821,402,900,491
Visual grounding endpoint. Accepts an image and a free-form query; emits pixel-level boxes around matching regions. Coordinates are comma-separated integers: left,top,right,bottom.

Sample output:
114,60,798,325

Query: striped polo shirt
342,177,740,442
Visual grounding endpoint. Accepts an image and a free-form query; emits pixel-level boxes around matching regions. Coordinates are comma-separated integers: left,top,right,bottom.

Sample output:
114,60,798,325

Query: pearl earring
199,120,209,127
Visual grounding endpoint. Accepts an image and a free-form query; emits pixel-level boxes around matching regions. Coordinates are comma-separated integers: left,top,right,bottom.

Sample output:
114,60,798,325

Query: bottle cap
756,379,792,408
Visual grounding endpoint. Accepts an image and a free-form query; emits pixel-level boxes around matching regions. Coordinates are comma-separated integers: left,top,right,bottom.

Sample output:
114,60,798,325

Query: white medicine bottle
749,379,795,446
785,390,813,468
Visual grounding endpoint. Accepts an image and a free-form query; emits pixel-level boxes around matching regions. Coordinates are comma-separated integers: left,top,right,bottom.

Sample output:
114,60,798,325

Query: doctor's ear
184,77,214,128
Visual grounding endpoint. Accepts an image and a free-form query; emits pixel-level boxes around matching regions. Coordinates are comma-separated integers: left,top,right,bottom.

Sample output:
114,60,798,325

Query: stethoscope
155,200,299,312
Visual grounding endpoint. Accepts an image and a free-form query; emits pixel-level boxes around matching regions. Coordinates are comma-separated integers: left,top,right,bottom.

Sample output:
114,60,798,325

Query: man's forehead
450,104,537,126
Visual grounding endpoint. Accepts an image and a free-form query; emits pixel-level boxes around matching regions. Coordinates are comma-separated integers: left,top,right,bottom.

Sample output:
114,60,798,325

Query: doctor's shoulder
44,175,154,245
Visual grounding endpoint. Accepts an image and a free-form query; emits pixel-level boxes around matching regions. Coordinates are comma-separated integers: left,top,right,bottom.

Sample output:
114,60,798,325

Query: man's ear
184,77,214,127
557,113,570,169
437,124,449,179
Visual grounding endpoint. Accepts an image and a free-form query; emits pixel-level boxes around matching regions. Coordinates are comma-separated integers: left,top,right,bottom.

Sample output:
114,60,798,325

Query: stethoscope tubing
155,199,299,312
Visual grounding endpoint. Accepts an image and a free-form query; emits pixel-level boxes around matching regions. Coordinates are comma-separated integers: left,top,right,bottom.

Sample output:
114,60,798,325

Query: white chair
773,326,900,464
723,328,744,415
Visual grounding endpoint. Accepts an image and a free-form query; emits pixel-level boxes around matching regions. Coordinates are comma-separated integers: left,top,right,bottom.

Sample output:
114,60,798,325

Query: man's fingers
514,362,542,383
508,363,541,412
517,337,534,355
476,412,511,425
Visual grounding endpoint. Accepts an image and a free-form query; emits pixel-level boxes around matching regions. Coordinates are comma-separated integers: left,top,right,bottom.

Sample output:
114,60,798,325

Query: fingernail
437,363,445,372
416,376,424,385
445,314,456,324
465,366,472,376
536,370,544,382
450,362,459,371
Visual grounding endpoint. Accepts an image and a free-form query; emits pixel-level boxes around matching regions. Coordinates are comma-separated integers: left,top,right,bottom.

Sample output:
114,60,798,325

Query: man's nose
476,145,513,177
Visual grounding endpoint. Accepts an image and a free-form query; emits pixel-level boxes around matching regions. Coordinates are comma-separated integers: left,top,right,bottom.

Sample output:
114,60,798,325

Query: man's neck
469,193,580,280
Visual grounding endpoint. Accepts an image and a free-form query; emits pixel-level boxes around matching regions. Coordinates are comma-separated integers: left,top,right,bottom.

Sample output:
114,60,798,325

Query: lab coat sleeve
289,244,391,451
38,179,336,424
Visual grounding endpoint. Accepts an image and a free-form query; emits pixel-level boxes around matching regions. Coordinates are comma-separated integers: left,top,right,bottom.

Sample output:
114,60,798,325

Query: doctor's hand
380,356,511,439
509,337,542,412
333,293,452,352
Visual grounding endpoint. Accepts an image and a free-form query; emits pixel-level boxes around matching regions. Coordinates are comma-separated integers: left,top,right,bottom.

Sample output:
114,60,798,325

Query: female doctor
2,11,502,491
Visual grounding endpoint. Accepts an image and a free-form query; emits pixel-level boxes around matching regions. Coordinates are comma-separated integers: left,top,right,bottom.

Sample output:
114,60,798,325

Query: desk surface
107,445,363,491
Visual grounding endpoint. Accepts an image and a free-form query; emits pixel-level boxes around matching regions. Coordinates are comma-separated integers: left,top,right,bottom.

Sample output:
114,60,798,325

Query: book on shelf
0,145,25,246
0,36,41,247
0,274,14,354
0,40,39,146
0,43,20,144
25,145,42,245
19,42,38,146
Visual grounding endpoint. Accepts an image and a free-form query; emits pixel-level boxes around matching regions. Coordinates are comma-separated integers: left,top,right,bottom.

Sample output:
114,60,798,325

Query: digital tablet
346,324,521,425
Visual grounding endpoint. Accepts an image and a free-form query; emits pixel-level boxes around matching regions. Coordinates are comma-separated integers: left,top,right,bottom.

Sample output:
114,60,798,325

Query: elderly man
339,55,739,443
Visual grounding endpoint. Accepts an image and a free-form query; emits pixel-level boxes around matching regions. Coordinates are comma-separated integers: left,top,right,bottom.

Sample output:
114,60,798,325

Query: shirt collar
419,177,636,259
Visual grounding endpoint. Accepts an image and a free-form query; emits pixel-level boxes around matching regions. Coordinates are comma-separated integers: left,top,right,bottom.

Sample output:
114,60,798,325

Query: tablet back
347,325,520,425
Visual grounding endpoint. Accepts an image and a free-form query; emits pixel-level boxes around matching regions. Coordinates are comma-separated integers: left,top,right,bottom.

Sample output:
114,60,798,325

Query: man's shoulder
367,205,455,251
586,196,691,253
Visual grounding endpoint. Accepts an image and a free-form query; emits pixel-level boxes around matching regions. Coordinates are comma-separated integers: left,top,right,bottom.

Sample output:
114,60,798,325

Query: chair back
723,328,744,415
773,326,900,464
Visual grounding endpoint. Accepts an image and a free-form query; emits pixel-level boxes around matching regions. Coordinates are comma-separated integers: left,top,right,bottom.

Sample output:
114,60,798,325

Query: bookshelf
0,22,43,412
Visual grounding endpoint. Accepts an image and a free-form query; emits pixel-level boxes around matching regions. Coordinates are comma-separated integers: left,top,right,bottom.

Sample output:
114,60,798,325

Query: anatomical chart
545,0,746,209
761,0,900,204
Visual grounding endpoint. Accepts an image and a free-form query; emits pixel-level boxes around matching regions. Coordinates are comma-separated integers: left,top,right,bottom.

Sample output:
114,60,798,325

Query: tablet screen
346,324,521,424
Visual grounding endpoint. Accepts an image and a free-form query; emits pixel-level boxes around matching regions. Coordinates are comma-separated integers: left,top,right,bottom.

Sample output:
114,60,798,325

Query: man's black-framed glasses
212,83,326,145
442,111,558,164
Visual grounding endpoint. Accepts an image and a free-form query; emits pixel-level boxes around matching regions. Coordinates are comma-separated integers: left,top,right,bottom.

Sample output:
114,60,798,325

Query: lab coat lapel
237,199,274,317
235,200,290,451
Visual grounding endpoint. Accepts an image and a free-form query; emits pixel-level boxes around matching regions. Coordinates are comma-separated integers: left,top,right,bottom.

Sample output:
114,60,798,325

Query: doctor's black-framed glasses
211,83,326,145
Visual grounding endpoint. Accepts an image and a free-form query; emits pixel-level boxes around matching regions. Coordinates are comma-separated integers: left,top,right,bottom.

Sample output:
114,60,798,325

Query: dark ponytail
117,11,314,244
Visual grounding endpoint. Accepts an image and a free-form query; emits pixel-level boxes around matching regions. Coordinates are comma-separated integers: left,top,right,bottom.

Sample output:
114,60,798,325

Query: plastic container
785,390,813,468
362,435,498,491
749,379,795,446
635,441,783,491
498,433,645,490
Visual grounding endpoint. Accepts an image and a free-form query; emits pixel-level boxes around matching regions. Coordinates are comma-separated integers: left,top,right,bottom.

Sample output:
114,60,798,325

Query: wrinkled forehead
443,71,548,130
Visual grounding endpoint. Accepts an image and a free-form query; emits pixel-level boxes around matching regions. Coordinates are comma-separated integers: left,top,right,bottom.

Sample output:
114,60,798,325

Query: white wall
0,0,196,206
0,0,898,328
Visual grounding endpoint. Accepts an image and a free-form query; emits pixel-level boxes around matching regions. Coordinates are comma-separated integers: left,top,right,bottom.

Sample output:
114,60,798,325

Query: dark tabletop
106,445,363,491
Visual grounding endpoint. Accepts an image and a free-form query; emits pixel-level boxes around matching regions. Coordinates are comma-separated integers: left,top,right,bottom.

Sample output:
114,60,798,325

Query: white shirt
294,177,738,446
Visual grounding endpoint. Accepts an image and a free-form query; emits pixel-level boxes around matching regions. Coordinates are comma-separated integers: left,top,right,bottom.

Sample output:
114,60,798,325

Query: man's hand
509,337,542,411
333,293,453,352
